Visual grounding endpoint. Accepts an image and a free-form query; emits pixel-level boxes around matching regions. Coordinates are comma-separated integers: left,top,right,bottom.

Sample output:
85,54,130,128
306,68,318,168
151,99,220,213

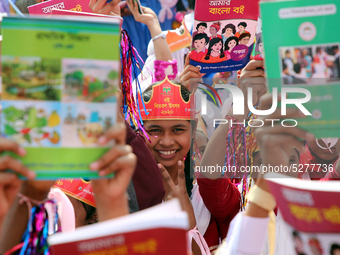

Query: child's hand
159,161,196,230
89,0,121,16
126,0,158,27
0,138,37,221
90,123,137,221
180,53,204,93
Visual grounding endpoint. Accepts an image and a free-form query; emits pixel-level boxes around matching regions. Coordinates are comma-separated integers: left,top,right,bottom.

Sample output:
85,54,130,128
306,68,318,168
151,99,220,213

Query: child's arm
127,0,172,62
91,123,137,221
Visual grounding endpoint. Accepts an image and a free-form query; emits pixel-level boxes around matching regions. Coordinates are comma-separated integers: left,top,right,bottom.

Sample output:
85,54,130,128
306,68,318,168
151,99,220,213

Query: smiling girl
201,37,226,63
224,36,239,60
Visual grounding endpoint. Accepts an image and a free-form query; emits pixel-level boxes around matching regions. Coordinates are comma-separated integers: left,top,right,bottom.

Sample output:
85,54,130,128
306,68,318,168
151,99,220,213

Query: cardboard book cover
190,0,259,73
261,0,340,138
0,16,121,179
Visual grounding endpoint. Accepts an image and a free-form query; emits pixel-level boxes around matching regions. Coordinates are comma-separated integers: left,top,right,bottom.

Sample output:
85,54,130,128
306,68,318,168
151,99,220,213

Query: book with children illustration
190,0,260,73
261,0,340,138
0,16,121,179
265,173,340,255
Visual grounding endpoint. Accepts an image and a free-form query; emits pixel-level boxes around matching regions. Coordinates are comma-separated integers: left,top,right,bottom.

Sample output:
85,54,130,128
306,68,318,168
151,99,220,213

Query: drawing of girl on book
222,23,236,45
224,36,239,60
200,37,226,63
209,22,222,40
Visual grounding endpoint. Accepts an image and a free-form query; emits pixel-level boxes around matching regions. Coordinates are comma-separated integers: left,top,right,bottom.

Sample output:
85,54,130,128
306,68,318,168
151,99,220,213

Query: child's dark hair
143,81,194,197
193,33,209,44
196,22,207,30
239,32,251,41
222,23,236,35
238,21,247,28
81,201,98,224
224,36,239,51
204,37,225,60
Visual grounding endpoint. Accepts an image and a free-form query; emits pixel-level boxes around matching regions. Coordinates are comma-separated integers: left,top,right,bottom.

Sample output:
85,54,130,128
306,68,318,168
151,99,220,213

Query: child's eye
149,129,161,133
173,128,185,132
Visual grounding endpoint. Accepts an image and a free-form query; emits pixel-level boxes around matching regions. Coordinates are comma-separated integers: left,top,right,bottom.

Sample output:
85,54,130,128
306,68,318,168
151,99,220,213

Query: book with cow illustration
0,16,121,179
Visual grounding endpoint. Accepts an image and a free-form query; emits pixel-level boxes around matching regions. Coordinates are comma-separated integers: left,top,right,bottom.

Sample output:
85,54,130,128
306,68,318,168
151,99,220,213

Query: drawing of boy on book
191,33,209,62
235,22,249,38
191,22,207,48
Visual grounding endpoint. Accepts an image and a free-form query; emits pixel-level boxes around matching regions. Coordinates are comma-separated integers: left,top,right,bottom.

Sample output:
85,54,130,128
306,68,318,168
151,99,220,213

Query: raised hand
0,138,36,223
159,161,196,230
126,0,158,27
90,123,137,221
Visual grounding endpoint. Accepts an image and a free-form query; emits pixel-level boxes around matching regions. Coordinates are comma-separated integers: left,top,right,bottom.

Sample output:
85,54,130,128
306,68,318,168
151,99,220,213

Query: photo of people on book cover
280,44,340,86
190,0,259,73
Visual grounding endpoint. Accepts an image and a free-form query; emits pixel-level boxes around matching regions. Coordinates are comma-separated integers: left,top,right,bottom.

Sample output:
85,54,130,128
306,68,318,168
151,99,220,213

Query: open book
265,173,340,255
48,199,189,255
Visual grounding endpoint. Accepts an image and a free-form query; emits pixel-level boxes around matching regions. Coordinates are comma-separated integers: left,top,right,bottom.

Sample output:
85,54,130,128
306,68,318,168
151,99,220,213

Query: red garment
197,175,241,247
299,144,338,180
209,34,222,40
190,48,207,62
235,30,250,38
125,122,165,210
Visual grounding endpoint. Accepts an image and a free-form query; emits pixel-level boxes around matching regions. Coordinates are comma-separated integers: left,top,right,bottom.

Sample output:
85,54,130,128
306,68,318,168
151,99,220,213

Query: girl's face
210,27,217,36
212,41,222,52
228,40,237,51
144,120,192,169
198,25,206,33
225,28,233,36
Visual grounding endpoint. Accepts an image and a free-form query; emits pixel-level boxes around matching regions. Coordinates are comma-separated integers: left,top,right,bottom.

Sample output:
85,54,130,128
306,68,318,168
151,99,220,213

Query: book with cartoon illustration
261,0,340,138
190,0,259,73
48,199,188,255
28,0,93,15
265,173,340,255
0,16,121,179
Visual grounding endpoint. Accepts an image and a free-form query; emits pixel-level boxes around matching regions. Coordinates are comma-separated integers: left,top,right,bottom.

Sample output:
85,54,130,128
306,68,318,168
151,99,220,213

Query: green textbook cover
0,16,121,179
261,0,340,138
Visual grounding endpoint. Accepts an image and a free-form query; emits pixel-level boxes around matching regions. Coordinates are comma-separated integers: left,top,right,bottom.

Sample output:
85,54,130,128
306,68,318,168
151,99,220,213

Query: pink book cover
266,175,340,233
51,9,114,19
190,0,260,73
28,0,93,15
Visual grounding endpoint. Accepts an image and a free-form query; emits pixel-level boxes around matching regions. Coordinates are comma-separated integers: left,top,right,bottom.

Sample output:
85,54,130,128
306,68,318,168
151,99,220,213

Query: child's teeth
160,150,176,155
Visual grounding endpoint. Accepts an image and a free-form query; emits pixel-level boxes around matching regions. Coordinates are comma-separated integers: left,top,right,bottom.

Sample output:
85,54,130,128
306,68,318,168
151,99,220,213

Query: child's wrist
148,23,162,37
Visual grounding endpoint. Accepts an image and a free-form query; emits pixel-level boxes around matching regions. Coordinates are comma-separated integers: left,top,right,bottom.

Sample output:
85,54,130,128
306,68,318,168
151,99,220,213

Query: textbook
190,0,259,73
266,173,340,255
0,16,121,179
48,199,189,255
50,9,117,19
28,0,93,15
261,0,340,138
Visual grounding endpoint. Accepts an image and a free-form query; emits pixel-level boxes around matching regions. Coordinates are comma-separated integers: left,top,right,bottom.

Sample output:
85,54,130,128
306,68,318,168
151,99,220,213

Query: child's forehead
145,120,190,128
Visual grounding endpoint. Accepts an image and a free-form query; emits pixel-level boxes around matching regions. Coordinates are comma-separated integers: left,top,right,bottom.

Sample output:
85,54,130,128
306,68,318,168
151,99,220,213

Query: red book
48,199,189,255
266,173,340,254
28,0,93,15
